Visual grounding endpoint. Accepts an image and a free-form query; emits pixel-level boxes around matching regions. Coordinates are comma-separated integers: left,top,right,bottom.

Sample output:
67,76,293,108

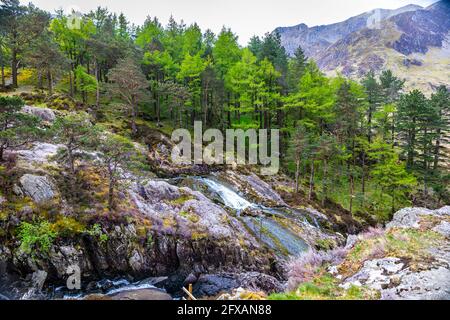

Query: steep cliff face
275,4,423,57
0,135,343,299
276,1,450,93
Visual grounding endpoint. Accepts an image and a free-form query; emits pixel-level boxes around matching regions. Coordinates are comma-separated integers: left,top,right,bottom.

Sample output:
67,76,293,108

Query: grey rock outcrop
22,105,56,122
18,174,58,203
340,206,450,300
387,206,450,230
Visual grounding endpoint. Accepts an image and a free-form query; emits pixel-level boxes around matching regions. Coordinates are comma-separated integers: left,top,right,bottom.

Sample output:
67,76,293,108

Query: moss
163,216,177,229
191,232,208,241
146,233,154,248
315,238,336,251
51,216,86,237
338,227,444,277
168,194,195,206
179,210,200,223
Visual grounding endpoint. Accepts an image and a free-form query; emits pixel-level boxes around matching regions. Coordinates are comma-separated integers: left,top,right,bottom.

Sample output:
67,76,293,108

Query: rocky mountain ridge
276,1,450,93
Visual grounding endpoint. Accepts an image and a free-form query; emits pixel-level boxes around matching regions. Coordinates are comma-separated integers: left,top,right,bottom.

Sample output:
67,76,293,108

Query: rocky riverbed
0,126,448,300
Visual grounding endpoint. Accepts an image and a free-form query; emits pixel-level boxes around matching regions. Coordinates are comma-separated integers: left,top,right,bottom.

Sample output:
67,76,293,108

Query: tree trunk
69,70,74,97
47,70,53,94
433,127,441,171
131,96,137,136
108,177,115,212
349,173,354,216
95,60,100,109
308,161,315,201
361,152,366,206
11,48,18,88
322,160,328,206
37,71,43,89
1,64,5,87
295,158,300,193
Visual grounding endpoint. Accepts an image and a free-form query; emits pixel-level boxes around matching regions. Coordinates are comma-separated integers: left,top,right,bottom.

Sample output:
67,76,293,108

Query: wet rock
21,270,48,299
18,174,58,203
192,272,283,298
128,250,144,272
183,273,198,286
48,245,88,278
83,288,172,300
218,171,286,207
22,105,56,122
108,288,172,300
237,272,284,294
193,274,239,297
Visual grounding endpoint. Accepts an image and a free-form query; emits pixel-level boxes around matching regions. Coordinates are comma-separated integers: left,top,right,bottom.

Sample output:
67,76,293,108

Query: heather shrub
360,227,384,240
287,246,349,291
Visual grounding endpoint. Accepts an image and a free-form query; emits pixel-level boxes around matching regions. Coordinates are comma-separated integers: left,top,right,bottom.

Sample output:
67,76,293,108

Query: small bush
17,220,57,254
287,247,348,291
88,224,109,244
360,227,385,240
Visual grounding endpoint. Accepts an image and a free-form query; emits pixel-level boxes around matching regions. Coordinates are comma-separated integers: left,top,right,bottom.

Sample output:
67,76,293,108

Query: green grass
269,273,378,300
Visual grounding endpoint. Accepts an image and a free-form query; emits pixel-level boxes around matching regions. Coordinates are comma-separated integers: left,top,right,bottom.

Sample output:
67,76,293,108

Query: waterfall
200,178,254,211
199,177,309,256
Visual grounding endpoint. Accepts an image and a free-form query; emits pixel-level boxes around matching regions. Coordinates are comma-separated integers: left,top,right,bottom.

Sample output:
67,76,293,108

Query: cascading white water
201,178,254,211
200,177,310,256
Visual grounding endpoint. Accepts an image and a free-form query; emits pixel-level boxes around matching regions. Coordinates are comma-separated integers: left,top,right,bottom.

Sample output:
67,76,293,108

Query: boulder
18,174,58,203
341,257,404,291
16,142,62,164
22,105,56,122
84,288,172,300
433,220,450,238
381,267,450,300
108,288,172,300
193,274,239,297
387,207,434,229
387,206,450,230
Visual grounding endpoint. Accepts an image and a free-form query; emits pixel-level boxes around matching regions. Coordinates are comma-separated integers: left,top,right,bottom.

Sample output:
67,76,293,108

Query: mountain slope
276,1,450,93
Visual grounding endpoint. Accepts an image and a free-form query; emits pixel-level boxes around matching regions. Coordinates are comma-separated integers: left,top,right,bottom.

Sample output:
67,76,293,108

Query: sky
29,0,438,45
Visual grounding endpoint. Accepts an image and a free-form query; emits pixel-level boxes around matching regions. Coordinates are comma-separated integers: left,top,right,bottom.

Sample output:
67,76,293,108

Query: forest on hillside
0,0,449,223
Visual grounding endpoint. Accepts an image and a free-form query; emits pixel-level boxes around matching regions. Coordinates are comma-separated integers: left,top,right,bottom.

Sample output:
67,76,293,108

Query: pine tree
430,85,449,171
362,71,382,143
396,90,428,169
107,56,149,135
287,46,308,93
0,96,41,161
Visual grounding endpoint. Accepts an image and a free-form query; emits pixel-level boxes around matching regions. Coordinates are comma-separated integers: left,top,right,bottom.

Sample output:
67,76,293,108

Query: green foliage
1,2,447,225
88,223,109,243
0,96,42,160
17,220,57,254
75,65,97,93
